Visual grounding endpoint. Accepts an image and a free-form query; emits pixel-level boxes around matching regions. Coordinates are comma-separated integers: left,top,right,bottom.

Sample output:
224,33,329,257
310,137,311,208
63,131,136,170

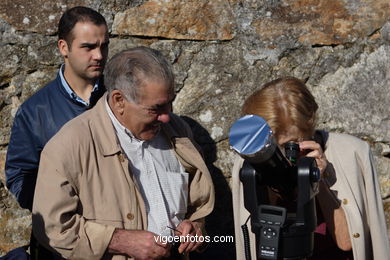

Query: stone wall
0,0,389,256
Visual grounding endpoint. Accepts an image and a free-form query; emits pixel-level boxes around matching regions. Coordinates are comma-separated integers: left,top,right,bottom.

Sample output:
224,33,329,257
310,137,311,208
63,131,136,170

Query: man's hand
175,219,203,254
108,229,171,260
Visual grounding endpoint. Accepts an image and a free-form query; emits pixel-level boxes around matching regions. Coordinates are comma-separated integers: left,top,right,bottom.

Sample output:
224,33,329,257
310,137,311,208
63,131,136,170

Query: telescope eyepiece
285,141,300,165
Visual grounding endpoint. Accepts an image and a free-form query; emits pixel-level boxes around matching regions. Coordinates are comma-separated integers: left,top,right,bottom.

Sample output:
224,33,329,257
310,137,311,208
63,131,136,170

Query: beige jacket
232,132,389,260
32,94,215,260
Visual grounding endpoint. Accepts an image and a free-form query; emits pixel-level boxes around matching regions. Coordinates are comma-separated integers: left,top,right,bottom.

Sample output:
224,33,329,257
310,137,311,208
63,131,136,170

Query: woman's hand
299,140,328,176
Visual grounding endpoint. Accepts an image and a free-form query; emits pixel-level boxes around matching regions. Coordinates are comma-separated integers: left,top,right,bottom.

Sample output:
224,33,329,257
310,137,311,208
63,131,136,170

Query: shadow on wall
181,116,236,260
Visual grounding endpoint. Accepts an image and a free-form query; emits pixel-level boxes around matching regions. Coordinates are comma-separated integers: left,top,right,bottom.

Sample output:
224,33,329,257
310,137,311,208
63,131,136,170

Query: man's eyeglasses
138,102,172,116
137,96,176,116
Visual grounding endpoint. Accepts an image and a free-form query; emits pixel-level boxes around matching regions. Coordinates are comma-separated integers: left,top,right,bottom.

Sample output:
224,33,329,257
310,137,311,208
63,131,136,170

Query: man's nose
93,48,103,60
157,112,170,123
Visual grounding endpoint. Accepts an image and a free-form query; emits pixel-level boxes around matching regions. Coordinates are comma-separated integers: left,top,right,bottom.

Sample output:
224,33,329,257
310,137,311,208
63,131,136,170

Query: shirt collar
59,64,100,106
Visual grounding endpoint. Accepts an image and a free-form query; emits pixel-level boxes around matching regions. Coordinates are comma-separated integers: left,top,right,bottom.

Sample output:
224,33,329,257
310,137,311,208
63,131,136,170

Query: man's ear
58,39,69,58
109,90,126,115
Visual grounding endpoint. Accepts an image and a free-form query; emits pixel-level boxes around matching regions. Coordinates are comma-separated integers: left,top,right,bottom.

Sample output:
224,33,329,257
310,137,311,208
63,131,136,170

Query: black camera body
230,115,320,260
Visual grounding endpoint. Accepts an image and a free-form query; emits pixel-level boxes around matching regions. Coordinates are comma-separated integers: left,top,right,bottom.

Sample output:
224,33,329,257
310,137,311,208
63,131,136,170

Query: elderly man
32,46,215,260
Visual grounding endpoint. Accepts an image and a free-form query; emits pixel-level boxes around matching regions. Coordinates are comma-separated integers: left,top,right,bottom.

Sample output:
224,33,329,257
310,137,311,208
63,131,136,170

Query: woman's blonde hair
242,77,318,139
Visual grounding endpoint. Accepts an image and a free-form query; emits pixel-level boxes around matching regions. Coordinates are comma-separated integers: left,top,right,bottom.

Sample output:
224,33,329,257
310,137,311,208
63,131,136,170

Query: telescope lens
285,142,300,165
229,114,275,161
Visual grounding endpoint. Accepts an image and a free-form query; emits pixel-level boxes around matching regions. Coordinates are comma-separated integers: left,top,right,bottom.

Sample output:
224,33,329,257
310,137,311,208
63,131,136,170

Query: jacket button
127,213,134,220
353,233,360,238
118,154,125,162
342,199,348,205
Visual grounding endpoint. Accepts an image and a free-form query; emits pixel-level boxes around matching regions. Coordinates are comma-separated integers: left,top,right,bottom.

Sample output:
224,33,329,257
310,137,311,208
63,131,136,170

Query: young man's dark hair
58,6,107,48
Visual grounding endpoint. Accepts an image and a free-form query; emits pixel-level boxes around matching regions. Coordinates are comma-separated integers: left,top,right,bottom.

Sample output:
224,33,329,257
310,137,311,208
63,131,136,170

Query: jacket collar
55,68,105,108
162,119,204,173
89,93,122,156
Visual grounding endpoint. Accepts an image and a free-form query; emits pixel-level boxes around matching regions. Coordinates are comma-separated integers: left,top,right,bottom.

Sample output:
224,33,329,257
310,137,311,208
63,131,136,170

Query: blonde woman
232,77,389,260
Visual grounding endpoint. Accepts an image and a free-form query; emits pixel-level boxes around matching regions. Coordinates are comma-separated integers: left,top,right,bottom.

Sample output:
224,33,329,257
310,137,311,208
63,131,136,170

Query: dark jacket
5,71,105,210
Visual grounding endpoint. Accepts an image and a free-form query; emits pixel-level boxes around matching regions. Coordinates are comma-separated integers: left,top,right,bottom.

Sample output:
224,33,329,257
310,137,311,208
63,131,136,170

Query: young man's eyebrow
80,42,98,48
80,40,110,48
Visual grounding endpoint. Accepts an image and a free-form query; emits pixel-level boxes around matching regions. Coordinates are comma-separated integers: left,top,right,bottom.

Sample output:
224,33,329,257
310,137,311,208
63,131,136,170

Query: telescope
229,115,320,260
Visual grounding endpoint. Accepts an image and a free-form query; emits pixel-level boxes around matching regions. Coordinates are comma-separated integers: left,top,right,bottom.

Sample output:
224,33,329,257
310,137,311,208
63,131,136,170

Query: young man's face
59,21,109,83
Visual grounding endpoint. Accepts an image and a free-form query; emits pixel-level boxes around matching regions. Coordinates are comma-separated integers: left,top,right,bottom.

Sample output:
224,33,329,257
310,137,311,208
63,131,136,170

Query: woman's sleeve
361,143,390,259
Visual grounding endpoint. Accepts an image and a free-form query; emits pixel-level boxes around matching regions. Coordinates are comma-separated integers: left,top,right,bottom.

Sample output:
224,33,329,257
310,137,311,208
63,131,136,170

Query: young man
5,6,109,211
32,47,215,260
